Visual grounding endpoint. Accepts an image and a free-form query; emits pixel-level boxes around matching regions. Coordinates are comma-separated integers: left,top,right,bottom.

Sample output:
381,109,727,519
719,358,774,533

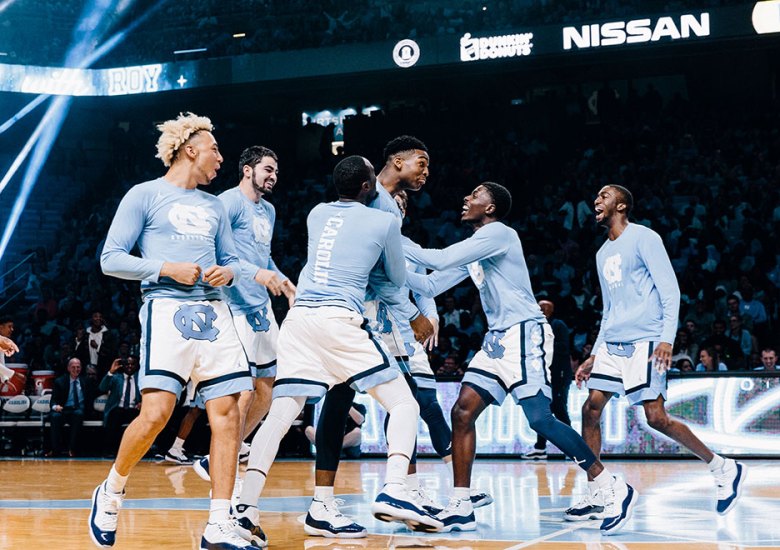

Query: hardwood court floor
0,457,778,549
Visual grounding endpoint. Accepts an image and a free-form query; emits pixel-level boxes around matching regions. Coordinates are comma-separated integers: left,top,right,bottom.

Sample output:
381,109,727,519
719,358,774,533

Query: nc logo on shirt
468,261,485,288
482,330,506,359
173,304,220,341
168,203,213,236
252,215,272,244
247,308,271,333
603,253,623,286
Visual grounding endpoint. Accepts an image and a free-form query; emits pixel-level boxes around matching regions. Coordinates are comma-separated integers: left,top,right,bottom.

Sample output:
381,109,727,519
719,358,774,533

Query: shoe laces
412,486,438,508
571,489,600,509
98,488,124,529
444,496,468,513
713,465,735,499
214,519,250,545
321,497,347,517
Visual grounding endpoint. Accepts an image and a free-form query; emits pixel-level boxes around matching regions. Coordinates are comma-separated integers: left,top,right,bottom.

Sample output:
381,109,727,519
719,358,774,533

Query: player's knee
527,412,555,435
645,408,670,431
138,407,171,432
581,399,603,426
451,402,476,430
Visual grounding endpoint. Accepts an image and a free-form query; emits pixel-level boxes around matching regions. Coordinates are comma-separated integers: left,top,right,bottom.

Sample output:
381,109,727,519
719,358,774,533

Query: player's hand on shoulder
161,262,202,285
203,265,234,287
255,269,283,296
575,356,595,389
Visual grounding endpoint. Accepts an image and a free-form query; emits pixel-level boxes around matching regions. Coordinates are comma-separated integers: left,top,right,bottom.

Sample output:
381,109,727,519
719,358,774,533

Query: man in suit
50,357,96,457
99,356,141,456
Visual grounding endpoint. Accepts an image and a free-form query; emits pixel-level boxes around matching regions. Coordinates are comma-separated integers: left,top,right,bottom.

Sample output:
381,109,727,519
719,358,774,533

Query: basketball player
300,137,439,538
405,183,637,535
570,184,745,520
91,113,254,549
192,146,296,488
232,156,442,546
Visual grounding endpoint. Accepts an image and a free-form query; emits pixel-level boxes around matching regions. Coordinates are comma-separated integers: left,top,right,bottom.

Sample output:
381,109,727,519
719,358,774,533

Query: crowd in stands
2,0,751,67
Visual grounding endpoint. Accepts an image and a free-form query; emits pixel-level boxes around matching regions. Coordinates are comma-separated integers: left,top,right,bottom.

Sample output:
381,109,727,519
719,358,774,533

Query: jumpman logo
572,456,586,466
173,304,220,341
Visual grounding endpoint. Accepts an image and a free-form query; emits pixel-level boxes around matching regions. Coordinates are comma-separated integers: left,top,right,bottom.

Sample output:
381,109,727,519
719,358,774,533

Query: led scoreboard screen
315,375,780,457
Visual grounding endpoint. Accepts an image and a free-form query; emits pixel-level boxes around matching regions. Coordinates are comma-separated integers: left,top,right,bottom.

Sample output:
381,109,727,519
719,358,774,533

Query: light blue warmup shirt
218,187,287,315
101,177,241,300
592,223,680,352
295,201,407,314
405,221,544,331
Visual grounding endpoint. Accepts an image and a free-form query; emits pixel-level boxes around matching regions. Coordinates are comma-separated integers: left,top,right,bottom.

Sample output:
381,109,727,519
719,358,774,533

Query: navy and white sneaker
194,455,211,482
371,483,443,532
564,488,606,521
304,497,367,538
714,459,746,514
435,497,477,532
201,519,257,549
234,505,268,548
520,448,547,460
88,481,124,547
165,447,194,465
410,485,443,515
600,477,639,535
470,491,494,509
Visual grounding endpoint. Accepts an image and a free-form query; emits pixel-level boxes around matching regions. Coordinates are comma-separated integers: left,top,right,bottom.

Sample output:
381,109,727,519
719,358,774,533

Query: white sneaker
234,505,268,547
201,519,256,549
371,483,443,532
435,496,476,532
164,447,194,465
713,459,746,514
599,477,638,535
520,448,547,460
88,481,124,547
305,497,367,538
193,456,211,482
469,491,493,508
410,485,443,515
563,488,606,521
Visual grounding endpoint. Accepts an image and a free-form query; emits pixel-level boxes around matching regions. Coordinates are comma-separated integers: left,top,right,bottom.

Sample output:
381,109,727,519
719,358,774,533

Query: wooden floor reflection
1,457,778,549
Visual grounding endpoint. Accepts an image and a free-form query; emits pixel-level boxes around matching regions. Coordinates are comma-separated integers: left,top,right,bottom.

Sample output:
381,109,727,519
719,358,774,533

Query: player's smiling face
594,185,620,225
398,150,429,191
251,156,278,196
461,185,494,223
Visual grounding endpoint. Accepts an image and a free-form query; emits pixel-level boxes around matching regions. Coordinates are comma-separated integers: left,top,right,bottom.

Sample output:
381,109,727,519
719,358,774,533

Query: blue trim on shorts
463,368,507,406
625,342,654,395
518,321,528,386
586,376,624,395
251,359,277,379
540,323,550,385
347,362,399,393
272,378,329,403
412,372,436,390
198,375,253,402
394,355,411,374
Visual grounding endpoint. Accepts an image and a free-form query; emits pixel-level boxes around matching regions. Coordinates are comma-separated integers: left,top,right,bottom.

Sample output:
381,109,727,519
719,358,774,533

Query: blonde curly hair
155,112,214,167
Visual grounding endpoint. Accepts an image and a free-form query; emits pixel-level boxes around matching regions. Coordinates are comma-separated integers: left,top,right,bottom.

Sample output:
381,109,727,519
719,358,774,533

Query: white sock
314,486,334,501
385,454,409,486
209,499,231,523
708,454,726,471
406,473,419,489
106,465,128,494
444,458,453,480
453,487,470,501
594,469,614,489
170,437,185,452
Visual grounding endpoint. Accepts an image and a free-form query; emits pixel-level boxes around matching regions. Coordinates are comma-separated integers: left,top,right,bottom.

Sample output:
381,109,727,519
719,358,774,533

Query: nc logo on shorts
248,309,271,333
603,253,623,286
252,215,272,244
173,304,220,341
606,342,635,358
168,203,213,236
482,330,506,359
404,342,416,357
375,303,393,334
468,261,485,288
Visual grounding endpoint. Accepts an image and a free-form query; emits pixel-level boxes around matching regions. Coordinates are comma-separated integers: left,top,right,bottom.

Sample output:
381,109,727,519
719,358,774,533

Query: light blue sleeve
404,225,509,271
101,187,164,282
369,269,420,321
406,267,470,299
415,292,438,319
214,201,242,287
639,232,680,344
381,219,407,288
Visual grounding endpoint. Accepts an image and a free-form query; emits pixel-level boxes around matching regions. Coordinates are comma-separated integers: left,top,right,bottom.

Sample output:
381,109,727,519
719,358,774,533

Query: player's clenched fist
203,265,234,287
161,262,202,285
